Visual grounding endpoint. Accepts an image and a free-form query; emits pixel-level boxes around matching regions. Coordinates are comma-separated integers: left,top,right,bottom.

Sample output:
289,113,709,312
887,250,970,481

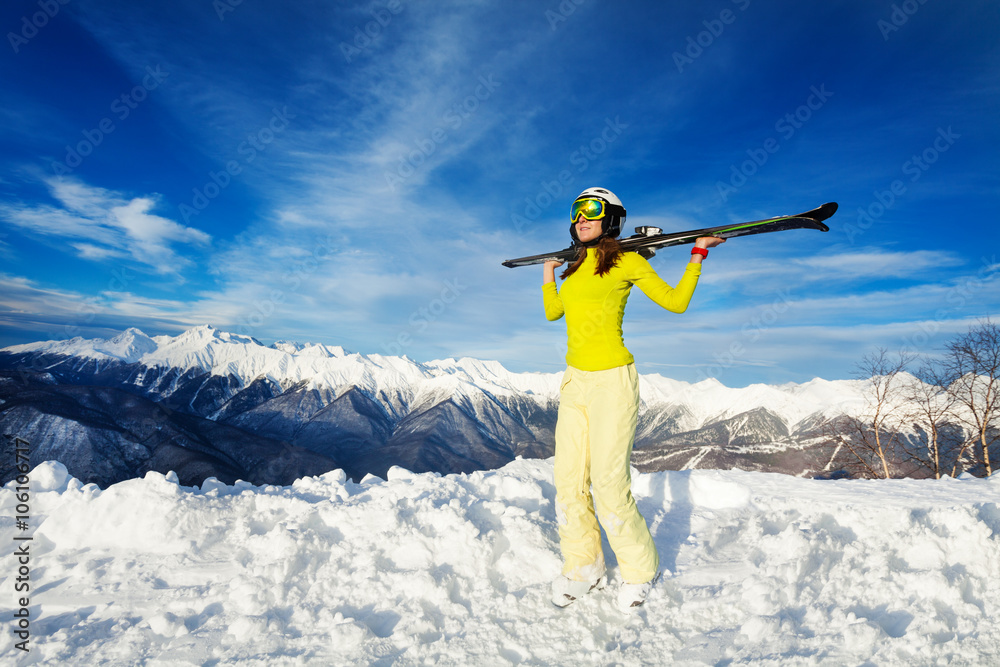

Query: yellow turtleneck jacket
542,249,701,371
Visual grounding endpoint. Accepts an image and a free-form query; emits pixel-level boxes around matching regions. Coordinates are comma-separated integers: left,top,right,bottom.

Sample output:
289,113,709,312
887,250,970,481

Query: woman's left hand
695,236,726,249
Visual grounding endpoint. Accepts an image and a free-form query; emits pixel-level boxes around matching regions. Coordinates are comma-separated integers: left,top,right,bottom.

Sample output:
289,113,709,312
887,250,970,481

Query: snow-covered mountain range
0,325,868,488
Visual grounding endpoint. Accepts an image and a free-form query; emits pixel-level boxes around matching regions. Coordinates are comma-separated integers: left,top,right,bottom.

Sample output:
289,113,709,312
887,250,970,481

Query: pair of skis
501,202,837,268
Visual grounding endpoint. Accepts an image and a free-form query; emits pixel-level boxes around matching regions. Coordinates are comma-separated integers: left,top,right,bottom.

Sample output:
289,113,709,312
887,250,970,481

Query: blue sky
1,0,997,386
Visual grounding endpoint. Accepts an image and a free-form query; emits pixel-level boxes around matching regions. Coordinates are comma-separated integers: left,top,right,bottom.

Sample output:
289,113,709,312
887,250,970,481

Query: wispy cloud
791,249,963,277
0,178,211,275
697,247,967,294
0,273,200,341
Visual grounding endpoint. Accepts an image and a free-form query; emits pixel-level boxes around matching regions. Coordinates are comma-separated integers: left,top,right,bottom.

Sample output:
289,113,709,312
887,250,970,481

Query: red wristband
691,247,708,258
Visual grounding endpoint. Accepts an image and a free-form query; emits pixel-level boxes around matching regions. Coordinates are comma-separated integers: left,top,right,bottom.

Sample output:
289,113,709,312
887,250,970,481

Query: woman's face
574,215,603,243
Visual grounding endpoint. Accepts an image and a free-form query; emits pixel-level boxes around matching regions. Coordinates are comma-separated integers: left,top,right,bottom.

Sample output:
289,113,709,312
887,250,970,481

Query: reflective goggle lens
571,198,605,222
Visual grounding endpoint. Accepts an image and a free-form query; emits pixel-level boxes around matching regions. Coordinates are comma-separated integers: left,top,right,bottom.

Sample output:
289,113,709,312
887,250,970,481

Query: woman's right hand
543,259,564,284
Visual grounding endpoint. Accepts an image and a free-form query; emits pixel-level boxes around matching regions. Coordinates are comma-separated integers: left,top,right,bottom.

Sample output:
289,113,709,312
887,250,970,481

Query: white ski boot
551,573,607,608
616,572,661,613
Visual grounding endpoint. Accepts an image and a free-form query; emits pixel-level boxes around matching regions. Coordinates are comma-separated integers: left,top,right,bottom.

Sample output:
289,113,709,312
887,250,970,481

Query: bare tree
900,361,966,478
824,348,914,478
941,319,1000,477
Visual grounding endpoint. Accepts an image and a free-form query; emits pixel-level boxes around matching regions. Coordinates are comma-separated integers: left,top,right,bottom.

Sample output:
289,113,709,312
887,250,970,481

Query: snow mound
1,461,998,664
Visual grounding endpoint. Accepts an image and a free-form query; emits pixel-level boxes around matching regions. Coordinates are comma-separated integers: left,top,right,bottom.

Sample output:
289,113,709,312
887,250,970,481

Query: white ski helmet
570,187,627,243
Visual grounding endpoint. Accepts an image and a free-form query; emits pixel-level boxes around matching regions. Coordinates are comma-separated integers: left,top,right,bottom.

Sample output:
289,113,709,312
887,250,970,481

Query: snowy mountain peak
270,340,350,358
163,324,262,348
104,327,158,362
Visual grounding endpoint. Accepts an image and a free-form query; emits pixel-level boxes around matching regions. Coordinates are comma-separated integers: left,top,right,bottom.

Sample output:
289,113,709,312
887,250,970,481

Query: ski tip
806,202,838,224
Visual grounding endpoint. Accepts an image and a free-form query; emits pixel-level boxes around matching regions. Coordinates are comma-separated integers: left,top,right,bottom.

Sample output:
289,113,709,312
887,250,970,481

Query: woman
543,187,723,612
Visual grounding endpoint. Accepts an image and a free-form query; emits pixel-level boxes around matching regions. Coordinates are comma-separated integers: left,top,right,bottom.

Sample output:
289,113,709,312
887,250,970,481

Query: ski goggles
571,198,605,222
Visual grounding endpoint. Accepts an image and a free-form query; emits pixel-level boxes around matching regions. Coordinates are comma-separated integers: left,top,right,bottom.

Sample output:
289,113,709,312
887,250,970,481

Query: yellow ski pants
554,363,659,585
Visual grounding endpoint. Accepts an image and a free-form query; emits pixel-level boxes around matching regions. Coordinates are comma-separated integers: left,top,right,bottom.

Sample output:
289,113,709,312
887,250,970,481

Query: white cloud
0,178,211,275
70,243,127,261
791,249,963,278
0,273,196,344
697,248,965,292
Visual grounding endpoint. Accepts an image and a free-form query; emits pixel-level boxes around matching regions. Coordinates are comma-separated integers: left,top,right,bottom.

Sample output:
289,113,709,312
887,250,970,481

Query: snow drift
2,459,998,665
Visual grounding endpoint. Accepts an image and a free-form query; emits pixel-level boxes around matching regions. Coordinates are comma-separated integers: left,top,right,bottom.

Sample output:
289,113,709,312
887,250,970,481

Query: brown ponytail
560,237,624,280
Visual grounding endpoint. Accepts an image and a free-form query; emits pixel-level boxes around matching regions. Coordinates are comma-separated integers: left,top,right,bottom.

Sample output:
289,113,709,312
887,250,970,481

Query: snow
3,460,998,665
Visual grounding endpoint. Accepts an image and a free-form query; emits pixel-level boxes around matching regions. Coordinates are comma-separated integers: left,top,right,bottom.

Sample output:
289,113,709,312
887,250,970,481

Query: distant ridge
1,326,870,487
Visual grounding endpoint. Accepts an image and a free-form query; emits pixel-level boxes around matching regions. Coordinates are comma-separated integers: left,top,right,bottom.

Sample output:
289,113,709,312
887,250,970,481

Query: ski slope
2,459,998,665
